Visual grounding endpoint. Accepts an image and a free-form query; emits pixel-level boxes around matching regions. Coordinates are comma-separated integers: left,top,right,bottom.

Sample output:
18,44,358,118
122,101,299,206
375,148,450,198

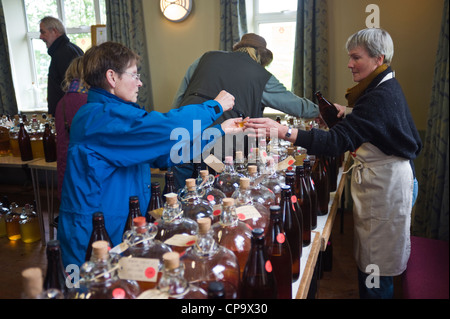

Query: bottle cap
197,217,211,234
240,177,250,189
185,178,196,190
92,240,109,259
248,165,257,174
222,198,234,207
133,216,146,227
163,251,180,270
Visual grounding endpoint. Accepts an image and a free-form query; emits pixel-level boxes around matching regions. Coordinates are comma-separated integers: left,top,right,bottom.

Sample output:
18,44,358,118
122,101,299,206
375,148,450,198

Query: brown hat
233,33,273,67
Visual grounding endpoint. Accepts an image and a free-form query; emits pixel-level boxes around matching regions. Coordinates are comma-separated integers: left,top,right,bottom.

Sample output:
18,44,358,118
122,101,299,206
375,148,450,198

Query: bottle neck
158,264,190,296
193,229,219,256
220,204,238,226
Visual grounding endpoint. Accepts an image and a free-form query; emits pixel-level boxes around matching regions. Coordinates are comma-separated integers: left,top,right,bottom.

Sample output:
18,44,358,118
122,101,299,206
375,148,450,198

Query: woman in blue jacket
58,41,240,267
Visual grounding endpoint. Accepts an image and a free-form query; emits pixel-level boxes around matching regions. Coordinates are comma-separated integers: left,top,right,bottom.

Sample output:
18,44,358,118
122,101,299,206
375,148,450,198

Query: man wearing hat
171,33,319,189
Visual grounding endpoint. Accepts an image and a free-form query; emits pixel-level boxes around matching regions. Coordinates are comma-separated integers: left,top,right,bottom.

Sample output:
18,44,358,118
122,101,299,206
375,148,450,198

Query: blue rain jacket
58,87,225,267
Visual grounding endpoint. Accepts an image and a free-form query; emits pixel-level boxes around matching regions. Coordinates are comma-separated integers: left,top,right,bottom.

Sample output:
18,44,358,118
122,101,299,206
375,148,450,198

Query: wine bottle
315,91,342,128
85,212,113,261
43,240,68,297
123,196,143,235
146,183,164,223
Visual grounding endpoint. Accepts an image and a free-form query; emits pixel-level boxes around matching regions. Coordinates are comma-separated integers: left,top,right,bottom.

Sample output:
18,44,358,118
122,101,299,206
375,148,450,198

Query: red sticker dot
145,267,156,279
265,260,273,273
213,209,221,216
186,240,196,246
291,195,297,203
237,213,246,220
276,233,285,244
207,195,215,202
112,288,126,299
288,159,294,165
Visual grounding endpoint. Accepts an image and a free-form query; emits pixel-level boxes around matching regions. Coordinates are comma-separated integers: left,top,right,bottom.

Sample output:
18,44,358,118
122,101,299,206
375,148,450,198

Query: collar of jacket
87,87,143,110
47,34,70,56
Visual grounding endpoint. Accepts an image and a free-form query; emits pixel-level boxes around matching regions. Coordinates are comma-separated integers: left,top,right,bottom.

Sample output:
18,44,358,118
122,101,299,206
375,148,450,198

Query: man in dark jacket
40,16,84,116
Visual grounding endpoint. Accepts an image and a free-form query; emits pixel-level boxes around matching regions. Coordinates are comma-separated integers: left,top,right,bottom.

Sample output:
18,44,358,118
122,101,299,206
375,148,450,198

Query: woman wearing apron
245,28,422,298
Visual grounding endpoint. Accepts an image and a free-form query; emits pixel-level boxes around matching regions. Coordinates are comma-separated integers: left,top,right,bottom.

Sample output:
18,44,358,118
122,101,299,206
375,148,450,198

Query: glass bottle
181,217,240,299
0,115,12,156
296,166,312,247
18,122,33,161
240,228,277,299
280,185,302,282
234,151,247,176
312,156,330,216
19,203,41,243
247,165,276,208
303,158,318,229
42,123,57,162
315,91,342,128
21,267,64,299
5,202,21,241
123,196,142,235
0,196,10,237
77,240,140,299
211,197,252,278
214,155,242,197
180,178,213,221
231,177,269,232
43,240,68,297
157,251,207,299
29,115,44,159
85,212,114,261
198,169,226,223
261,155,285,205
122,216,172,292
326,155,338,192
162,171,177,201
8,116,21,157
155,193,198,255
265,205,292,299
146,182,164,223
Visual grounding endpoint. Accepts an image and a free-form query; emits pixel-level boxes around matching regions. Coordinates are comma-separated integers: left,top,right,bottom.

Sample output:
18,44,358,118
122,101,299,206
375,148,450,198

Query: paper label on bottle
164,234,197,247
148,207,164,220
236,205,261,221
137,289,169,299
212,204,222,217
118,257,160,282
204,154,225,173
277,155,295,171
110,242,129,255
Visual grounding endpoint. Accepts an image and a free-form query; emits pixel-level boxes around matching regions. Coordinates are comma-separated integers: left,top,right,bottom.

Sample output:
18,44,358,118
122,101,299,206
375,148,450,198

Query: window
5,0,106,113
249,0,297,114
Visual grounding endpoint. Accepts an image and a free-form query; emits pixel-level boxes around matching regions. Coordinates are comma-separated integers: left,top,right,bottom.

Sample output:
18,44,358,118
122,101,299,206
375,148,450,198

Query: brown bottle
312,156,329,216
265,206,292,299
146,182,164,223
43,240,68,297
240,228,277,299
85,212,114,261
162,171,177,201
18,123,33,161
42,123,57,162
303,158,318,229
315,91,342,128
123,196,142,235
296,166,312,247
284,172,303,253
280,185,301,282
326,156,338,192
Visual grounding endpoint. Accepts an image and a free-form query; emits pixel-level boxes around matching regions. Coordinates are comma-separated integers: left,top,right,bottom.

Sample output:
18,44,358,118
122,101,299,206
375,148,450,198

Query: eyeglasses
123,71,141,81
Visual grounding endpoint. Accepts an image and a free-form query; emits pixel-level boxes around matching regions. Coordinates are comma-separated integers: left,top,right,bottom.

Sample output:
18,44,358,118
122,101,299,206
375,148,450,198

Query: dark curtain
220,0,248,51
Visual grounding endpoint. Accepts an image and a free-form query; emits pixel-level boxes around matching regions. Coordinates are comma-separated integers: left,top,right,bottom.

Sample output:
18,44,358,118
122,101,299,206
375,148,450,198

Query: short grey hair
39,16,66,34
346,28,394,64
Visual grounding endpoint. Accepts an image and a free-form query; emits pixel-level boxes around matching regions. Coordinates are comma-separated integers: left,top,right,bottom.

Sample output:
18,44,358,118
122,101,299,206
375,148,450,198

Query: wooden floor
0,182,403,300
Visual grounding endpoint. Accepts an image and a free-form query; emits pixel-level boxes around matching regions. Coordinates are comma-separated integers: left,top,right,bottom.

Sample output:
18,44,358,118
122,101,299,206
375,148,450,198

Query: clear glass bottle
19,203,41,243
85,212,114,261
146,182,164,223
29,115,44,159
303,158,318,229
296,166,312,247
247,165,276,208
214,155,243,197
155,193,198,255
8,116,21,157
0,115,12,156
5,202,21,241
21,267,64,299
261,155,285,205
265,205,292,299
240,228,277,299
77,240,140,299
123,196,143,235
157,251,207,299
180,178,213,221
211,198,252,278
122,216,172,292
199,170,226,223
43,240,68,297
234,151,247,176
231,177,269,232
181,217,240,299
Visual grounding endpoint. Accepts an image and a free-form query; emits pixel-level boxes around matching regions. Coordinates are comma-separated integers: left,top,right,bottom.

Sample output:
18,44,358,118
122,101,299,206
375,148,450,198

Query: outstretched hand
221,117,247,135
214,90,235,112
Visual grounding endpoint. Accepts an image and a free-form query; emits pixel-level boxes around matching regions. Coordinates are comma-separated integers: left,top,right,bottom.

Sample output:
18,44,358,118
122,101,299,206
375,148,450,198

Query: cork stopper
200,170,209,178
165,193,178,205
224,156,233,164
222,198,235,207
92,240,109,259
197,217,211,234
185,178,196,190
163,252,180,270
240,177,250,189
22,267,43,299
133,216,146,227
248,165,257,174
235,151,243,160
288,147,295,155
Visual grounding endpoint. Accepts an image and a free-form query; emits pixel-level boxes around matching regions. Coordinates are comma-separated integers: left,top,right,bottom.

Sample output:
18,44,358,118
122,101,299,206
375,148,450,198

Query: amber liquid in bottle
240,228,277,299
296,166,312,247
285,171,303,256
43,240,68,297
280,185,301,282
85,212,113,261
146,182,164,223
303,158,318,229
123,196,142,235
266,206,292,299
18,123,33,161
312,156,330,216
315,91,342,128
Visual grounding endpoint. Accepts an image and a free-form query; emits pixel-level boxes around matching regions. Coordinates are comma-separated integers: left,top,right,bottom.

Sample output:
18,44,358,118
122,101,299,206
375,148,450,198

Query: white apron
347,142,413,276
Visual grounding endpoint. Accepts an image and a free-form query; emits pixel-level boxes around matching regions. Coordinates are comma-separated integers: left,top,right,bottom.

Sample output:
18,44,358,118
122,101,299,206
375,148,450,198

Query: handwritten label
118,257,160,282
236,205,262,221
